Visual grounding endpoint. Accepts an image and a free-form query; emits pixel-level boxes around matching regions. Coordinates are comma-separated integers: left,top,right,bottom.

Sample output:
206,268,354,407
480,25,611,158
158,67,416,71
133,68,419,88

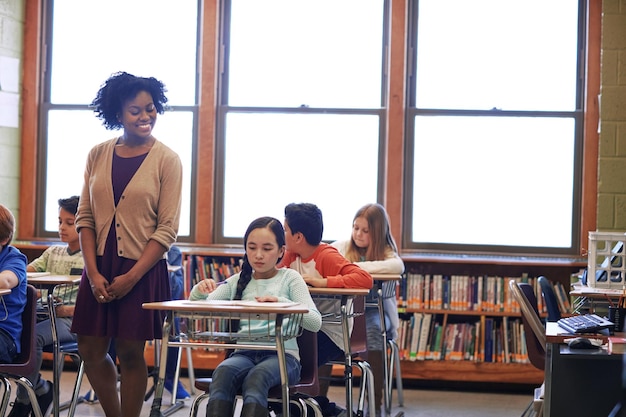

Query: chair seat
0,285,44,417
43,341,79,353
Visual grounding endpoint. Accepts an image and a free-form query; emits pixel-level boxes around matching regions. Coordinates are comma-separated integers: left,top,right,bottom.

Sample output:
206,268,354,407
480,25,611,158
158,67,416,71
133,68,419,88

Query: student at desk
190,216,322,417
0,205,28,368
8,196,84,417
278,203,372,417
330,203,404,417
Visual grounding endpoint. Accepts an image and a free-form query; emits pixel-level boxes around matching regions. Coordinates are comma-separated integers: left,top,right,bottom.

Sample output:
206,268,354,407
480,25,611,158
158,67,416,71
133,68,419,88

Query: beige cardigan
76,137,182,260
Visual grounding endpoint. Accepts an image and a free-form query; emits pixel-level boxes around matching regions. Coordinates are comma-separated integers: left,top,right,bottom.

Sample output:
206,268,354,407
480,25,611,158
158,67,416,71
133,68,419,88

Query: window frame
18,0,599,260
32,0,201,241
402,0,588,256
212,0,390,244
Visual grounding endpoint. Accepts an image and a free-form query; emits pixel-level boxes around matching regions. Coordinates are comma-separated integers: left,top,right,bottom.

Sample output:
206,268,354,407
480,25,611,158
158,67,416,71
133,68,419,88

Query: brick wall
598,0,626,230
0,0,24,228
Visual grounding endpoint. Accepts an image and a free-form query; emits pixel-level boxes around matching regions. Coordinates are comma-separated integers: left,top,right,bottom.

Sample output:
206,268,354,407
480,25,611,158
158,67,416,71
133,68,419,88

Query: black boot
206,399,234,417
240,402,268,417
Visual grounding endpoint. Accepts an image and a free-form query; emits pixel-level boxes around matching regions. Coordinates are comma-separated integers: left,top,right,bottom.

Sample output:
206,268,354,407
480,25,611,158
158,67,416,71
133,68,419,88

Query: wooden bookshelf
23,242,585,386
179,247,584,386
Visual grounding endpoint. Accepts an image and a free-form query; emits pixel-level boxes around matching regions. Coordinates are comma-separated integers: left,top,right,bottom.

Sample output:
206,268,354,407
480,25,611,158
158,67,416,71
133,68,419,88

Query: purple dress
72,151,171,340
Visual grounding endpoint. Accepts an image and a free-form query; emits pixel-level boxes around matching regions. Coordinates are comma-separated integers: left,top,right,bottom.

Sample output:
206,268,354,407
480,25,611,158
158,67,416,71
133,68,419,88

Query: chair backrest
296,329,318,388
1,284,37,373
538,276,562,322
508,280,546,371
268,329,319,397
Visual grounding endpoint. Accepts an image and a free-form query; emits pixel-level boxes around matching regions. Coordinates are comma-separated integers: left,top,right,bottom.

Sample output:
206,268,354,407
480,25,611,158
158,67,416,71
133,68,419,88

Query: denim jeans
209,349,301,407
17,316,76,400
317,331,344,367
0,328,16,363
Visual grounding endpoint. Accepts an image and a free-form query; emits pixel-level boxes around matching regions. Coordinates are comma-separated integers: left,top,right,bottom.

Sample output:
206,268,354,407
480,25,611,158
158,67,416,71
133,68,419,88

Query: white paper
0,56,19,93
0,91,19,128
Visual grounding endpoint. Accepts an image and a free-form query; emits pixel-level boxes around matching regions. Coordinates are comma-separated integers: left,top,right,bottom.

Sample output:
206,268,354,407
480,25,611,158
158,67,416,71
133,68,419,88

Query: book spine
417,313,432,361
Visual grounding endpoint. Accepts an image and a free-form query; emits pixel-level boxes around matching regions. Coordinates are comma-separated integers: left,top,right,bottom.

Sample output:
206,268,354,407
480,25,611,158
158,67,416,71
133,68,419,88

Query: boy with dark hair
279,202,372,365
279,202,372,417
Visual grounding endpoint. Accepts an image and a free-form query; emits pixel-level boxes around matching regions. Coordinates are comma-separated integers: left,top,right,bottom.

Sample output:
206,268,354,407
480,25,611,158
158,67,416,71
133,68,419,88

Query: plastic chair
509,280,546,417
0,285,44,417
189,329,322,417
538,276,562,322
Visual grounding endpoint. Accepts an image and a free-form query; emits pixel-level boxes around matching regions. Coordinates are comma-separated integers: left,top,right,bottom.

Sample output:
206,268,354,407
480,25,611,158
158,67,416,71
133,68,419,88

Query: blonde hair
0,204,15,247
344,203,398,262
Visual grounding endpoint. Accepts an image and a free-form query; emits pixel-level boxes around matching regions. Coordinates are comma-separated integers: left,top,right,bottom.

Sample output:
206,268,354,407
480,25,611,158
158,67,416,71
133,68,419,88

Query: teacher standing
72,71,182,417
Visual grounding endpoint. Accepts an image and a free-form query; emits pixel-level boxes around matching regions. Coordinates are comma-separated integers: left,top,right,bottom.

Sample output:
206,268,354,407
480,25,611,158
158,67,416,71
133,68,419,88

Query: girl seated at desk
189,216,322,417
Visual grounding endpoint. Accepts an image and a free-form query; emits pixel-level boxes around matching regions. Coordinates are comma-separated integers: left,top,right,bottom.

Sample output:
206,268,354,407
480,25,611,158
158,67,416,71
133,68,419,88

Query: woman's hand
89,272,114,303
107,272,142,300
255,295,278,302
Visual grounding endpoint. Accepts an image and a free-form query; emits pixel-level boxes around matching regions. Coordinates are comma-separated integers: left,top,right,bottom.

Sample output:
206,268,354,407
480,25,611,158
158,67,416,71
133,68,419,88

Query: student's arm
316,247,373,289
355,248,405,274
0,270,18,289
0,248,26,289
324,263,373,289
56,305,74,318
27,247,52,273
190,276,235,301
286,270,322,332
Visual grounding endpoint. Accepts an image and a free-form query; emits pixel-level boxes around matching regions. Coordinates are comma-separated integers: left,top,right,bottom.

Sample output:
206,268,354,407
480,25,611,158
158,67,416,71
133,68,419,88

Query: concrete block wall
0,0,24,229
598,0,626,230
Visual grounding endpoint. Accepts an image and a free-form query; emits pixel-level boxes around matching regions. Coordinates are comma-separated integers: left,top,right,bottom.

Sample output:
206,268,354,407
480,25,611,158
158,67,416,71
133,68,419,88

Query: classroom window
38,0,198,237
214,0,387,243
404,0,584,255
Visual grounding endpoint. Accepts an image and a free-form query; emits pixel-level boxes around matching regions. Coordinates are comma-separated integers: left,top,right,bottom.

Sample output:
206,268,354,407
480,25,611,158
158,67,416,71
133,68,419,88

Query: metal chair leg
387,339,404,408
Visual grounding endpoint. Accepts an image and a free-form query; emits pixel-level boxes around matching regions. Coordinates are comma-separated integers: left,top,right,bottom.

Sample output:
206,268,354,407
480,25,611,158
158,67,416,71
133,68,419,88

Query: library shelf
21,242,585,386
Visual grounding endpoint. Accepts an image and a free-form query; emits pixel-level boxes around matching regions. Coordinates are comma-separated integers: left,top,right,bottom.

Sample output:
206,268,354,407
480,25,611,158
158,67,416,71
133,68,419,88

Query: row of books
396,313,530,364
397,273,572,315
182,255,242,297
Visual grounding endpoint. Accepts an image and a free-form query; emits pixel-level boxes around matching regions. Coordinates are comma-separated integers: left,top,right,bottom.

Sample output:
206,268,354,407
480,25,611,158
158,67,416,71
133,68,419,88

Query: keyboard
557,314,614,333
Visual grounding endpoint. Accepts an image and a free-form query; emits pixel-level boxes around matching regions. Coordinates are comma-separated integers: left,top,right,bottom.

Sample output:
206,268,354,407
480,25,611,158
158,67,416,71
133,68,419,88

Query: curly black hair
91,71,169,130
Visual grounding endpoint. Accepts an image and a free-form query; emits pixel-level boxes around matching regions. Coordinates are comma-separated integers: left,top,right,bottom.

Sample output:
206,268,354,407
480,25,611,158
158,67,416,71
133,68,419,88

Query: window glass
45,110,193,237
222,112,380,241
227,0,384,108
411,115,575,248
415,0,579,111
407,0,582,253
218,0,386,242
42,0,198,237
49,0,198,105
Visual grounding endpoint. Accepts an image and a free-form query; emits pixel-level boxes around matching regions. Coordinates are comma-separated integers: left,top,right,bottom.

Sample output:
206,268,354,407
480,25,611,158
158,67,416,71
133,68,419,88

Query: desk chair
372,280,404,416
42,342,84,416
189,329,322,417
538,276,561,322
325,296,375,417
0,285,44,417
43,282,85,417
509,280,546,417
